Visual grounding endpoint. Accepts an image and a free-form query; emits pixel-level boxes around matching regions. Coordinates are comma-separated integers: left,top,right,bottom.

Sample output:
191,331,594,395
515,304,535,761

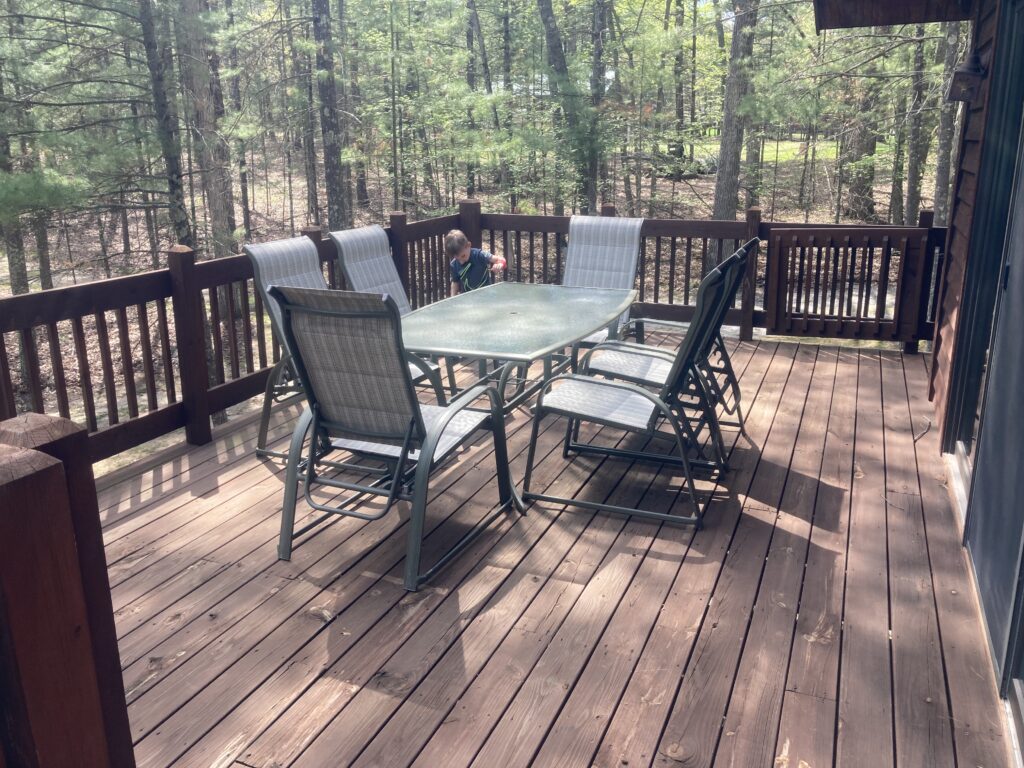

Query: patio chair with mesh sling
246,236,446,460
562,214,644,360
271,286,524,592
582,238,759,435
521,263,731,525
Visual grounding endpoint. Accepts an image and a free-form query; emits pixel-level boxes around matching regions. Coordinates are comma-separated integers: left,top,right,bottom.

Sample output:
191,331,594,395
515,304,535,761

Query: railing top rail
404,213,460,238
192,253,254,290
766,226,934,248
0,269,173,332
478,212,749,240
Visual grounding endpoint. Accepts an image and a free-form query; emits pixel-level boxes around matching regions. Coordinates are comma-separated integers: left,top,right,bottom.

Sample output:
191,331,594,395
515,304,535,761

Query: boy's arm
450,280,461,296
486,252,507,271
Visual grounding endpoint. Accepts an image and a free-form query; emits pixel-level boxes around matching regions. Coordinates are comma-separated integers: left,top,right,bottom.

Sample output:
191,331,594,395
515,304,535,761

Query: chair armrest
579,340,675,372
405,351,448,405
423,384,504,444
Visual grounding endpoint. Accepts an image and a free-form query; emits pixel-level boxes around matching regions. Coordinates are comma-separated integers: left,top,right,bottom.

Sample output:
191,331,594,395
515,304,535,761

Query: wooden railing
0,202,944,461
761,211,945,346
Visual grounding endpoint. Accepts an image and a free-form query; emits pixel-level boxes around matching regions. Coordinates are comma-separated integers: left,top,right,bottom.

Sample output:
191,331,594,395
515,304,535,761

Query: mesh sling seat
590,238,759,433
522,265,731,525
247,236,446,459
330,224,456,394
271,286,523,592
562,214,644,350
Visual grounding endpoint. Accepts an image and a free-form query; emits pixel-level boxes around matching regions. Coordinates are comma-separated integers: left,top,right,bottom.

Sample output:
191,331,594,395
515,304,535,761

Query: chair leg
445,357,458,396
256,358,286,455
523,408,545,495
490,406,524,515
403,450,435,591
279,408,313,560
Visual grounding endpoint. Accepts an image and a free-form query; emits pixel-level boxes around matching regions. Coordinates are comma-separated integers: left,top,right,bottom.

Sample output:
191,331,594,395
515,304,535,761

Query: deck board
94,341,1012,768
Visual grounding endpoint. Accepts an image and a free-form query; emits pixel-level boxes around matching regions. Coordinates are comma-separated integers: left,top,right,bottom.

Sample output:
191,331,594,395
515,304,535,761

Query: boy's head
445,229,471,264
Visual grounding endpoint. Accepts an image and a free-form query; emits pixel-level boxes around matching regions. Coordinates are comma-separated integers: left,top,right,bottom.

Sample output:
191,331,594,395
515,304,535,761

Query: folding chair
272,286,523,591
523,264,731,525
592,238,759,433
330,224,456,394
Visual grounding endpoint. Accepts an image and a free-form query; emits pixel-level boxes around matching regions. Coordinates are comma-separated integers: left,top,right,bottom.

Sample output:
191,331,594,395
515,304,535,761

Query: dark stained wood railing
762,211,944,347
0,203,943,461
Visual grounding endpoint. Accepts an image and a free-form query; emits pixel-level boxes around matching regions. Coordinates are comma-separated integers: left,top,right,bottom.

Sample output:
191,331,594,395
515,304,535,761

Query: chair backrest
244,237,329,340
330,225,413,316
563,215,644,333
696,237,758,359
661,266,729,399
271,286,424,445
563,215,644,290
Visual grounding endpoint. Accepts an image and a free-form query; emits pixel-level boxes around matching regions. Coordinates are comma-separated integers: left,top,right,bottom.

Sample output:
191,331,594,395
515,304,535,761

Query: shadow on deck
95,340,1011,768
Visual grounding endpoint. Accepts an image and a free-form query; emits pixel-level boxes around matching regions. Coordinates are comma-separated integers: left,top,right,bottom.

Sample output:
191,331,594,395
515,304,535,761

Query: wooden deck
95,340,1013,768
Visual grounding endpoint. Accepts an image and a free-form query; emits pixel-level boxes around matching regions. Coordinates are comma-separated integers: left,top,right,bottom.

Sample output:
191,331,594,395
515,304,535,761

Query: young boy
446,229,507,295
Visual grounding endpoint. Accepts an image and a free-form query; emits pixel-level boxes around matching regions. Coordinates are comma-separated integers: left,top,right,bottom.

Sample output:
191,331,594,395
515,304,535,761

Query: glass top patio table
400,282,637,362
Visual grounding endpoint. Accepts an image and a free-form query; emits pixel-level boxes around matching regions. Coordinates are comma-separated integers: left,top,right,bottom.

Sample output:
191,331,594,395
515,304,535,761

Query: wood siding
930,0,1001,439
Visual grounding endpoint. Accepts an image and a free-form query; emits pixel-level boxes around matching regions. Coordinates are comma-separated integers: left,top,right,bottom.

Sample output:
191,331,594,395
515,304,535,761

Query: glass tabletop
400,282,637,362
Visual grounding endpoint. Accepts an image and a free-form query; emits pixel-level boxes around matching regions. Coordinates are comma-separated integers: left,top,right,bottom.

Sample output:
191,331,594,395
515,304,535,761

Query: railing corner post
388,211,411,298
167,244,213,446
0,413,135,766
917,209,935,230
0,445,124,766
600,203,617,217
741,207,762,341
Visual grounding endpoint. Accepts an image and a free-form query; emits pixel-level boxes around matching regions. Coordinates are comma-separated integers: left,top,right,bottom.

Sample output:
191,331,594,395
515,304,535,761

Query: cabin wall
929,0,1001,437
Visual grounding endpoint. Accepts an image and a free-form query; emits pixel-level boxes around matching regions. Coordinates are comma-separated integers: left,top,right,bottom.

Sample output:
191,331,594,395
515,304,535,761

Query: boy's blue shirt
450,248,493,292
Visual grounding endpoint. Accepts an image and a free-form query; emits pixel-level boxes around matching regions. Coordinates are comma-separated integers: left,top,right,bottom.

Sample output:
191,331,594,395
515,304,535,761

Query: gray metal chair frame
271,285,523,591
522,265,731,526
612,238,758,432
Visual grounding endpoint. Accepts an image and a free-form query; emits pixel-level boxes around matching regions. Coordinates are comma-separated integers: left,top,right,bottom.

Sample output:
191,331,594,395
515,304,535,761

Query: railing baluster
115,307,139,419
653,237,662,303
136,304,159,412
92,313,118,426
17,329,44,414
225,283,240,381
542,232,549,283
157,298,177,403
254,290,268,371
46,322,70,418
71,317,98,431
685,238,693,303
240,281,255,374
208,287,226,385
0,332,17,419
668,237,677,304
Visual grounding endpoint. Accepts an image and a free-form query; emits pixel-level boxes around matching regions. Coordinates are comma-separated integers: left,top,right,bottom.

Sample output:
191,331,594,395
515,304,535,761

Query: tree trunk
905,24,929,225
226,0,251,238
311,0,350,230
711,0,758,223
535,0,598,212
33,213,52,290
175,0,236,258
933,20,960,226
137,0,193,246
285,0,321,224
889,93,906,224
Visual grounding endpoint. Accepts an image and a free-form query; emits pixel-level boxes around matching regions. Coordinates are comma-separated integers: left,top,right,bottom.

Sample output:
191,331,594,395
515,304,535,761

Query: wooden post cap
0,412,84,448
0,445,63,485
